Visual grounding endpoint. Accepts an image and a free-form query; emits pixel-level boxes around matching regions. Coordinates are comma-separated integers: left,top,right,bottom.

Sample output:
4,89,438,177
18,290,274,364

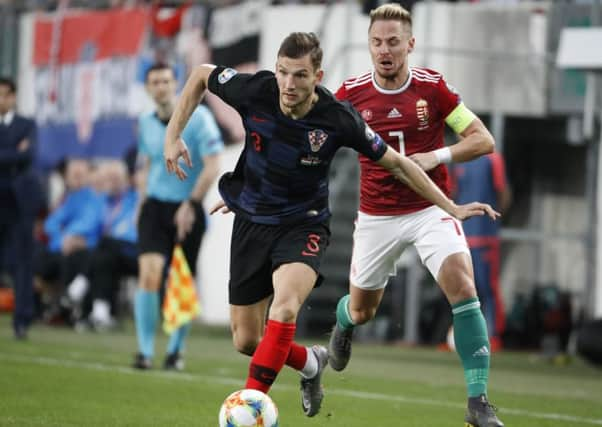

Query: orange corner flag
162,245,200,334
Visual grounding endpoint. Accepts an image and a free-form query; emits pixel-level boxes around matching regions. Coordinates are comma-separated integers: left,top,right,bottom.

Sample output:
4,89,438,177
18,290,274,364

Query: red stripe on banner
34,8,147,66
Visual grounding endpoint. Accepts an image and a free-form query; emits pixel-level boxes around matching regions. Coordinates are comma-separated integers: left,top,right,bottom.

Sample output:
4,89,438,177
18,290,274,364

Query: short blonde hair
369,3,412,33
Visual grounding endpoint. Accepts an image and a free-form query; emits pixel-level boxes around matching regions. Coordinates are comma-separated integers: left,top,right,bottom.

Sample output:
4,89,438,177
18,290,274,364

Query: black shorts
137,197,206,275
229,215,330,305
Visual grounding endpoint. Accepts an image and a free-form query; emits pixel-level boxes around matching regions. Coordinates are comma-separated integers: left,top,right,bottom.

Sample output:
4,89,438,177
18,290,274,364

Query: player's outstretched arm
164,64,216,180
409,116,494,172
377,146,500,221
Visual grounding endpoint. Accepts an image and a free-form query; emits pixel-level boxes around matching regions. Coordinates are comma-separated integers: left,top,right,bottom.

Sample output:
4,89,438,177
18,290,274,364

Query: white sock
67,275,89,303
299,347,318,379
91,299,111,323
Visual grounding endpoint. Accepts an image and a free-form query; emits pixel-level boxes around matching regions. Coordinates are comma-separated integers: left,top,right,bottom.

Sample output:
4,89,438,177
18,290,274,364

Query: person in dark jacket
0,76,42,339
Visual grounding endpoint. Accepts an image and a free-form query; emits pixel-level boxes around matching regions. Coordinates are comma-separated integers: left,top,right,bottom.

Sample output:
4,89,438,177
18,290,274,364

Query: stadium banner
15,2,262,325
204,1,265,144
21,7,149,170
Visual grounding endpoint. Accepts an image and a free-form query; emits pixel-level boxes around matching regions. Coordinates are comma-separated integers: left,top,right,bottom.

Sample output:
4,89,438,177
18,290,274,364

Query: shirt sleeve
334,84,347,101
137,115,149,156
44,201,69,251
207,66,255,111
341,104,387,161
436,76,476,134
192,106,225,158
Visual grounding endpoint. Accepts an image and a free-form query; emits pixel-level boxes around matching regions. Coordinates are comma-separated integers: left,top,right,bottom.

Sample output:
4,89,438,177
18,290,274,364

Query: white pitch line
2,353,602,426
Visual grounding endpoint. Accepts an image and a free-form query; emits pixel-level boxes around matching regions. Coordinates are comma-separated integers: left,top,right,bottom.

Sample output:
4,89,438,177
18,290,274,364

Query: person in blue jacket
34,158,103,322
84,159,140,329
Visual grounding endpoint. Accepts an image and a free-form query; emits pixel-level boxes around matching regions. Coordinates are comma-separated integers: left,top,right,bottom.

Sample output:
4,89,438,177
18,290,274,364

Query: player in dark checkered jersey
164,32,498,417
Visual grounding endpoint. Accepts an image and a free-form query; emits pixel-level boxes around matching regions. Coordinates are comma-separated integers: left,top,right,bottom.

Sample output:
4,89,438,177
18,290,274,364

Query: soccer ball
218,389,279,427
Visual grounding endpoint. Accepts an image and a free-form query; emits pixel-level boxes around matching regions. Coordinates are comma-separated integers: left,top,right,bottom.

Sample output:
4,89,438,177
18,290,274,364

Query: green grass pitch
1,315,601,426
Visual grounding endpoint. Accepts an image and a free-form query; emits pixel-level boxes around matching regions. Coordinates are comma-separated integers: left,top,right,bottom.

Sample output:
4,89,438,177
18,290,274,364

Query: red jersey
336,67,463,215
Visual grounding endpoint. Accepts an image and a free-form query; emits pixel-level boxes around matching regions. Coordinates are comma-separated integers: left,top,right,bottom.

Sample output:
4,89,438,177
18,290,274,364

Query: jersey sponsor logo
217,67,237,84
300,155,322,166
361,109,373,121
416,99,430,130
472,345,490,357
387,107,402,118
308,129,328,152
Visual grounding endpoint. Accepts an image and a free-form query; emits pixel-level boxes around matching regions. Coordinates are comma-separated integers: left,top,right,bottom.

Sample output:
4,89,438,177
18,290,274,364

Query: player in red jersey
328,4,504,427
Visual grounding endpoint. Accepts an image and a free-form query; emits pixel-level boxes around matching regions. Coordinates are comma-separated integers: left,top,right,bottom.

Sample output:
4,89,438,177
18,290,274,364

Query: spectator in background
0,76,41,339
452,151,511,351
34,158,103,323
134,62,223,371
82,159,140,330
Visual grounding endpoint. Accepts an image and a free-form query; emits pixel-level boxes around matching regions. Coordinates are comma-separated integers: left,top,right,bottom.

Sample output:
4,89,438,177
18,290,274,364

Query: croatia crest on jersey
308,129,328,152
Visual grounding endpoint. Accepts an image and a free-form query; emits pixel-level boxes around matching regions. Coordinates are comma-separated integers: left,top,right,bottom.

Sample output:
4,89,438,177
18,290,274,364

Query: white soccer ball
218,389,279,427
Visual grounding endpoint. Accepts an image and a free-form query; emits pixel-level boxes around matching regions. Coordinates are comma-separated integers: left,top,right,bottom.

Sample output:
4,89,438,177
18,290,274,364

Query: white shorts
349,206,470,290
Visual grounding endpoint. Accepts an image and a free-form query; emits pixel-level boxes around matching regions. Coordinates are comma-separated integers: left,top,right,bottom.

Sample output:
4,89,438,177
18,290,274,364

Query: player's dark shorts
229,215,331,305
137,197,206,275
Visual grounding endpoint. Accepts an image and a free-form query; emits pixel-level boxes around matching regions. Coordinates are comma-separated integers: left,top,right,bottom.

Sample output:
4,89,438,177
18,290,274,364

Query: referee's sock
166,322,191,355
134,289,159,358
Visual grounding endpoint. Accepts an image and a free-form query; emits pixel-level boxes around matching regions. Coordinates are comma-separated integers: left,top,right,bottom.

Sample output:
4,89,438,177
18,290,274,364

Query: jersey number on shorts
441,217,462,236
301,233,321,257
389,130,405,156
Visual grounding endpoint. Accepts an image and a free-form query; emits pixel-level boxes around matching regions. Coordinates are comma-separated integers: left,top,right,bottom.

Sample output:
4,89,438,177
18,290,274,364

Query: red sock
285,342,308,371
245,319,296,393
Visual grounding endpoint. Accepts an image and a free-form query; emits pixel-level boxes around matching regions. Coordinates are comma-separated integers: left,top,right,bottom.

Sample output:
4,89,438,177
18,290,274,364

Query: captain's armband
445,103,476,134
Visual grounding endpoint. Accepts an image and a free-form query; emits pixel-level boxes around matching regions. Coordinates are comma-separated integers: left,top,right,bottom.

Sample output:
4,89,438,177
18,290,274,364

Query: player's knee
138,272,160,291
457,282,477,301
232,334,259,356
268,304,298,323
351,307,377,325
443,277,477,304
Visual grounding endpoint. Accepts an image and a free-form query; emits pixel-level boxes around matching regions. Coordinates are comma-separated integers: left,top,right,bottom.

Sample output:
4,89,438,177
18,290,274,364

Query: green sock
335,295,355,330
452,297,490,397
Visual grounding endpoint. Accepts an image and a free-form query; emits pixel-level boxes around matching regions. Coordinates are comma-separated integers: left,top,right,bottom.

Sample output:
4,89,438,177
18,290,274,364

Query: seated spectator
34,158,103,323
82,159,140,330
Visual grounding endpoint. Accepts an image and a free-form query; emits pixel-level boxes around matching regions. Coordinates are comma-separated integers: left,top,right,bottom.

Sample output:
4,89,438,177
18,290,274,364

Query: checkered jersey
208,66,387,225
